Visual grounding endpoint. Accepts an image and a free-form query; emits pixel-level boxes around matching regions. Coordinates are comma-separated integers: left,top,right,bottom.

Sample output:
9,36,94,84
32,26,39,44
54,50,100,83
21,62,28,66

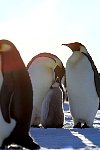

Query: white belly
66,54,99,126
0,109,16,146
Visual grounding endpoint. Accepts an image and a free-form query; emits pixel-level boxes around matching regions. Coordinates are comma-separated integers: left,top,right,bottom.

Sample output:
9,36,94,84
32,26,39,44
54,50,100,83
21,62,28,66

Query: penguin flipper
0,75,14,123
82,52,100,99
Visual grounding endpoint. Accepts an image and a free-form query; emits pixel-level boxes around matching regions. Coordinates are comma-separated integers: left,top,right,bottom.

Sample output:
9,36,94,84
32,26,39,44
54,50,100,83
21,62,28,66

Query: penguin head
62,42,87,53
0,40,11,52
27,52,65,82
0,39,14,52
0,39,25,71
54,65,65,82
0,39,22,57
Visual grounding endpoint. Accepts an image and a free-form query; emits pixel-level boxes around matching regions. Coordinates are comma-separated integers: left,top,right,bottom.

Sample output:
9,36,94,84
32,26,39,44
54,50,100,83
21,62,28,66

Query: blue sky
0,0,100,70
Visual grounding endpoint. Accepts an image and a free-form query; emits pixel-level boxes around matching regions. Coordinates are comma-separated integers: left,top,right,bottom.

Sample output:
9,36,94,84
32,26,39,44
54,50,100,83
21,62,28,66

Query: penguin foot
73,122,81,128
1,135,40,150
42,123,64,128
1,137,12,149
82,123,90,128
8,145,23,149
31,124,41,128
17,135,40,150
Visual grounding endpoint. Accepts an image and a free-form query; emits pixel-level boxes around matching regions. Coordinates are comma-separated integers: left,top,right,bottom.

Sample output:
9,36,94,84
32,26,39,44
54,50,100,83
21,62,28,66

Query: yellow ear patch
0,44,11,52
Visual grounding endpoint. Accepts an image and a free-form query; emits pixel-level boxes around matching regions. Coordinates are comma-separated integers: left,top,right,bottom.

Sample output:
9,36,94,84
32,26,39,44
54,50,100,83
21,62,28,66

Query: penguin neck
67,45,88,65
51,82,60,88
67,51,83,65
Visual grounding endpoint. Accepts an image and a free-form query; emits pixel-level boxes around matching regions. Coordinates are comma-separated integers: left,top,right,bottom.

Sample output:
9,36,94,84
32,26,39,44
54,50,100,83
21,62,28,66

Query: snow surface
30,102,100,150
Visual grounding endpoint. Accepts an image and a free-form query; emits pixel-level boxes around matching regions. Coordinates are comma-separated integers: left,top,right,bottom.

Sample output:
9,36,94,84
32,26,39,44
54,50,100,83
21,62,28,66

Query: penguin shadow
31,128,86,149
77,128,100,148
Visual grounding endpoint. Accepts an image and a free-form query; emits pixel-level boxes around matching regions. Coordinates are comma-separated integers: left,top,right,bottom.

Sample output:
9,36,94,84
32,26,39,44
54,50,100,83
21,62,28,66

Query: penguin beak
62,43,74,51
62,44,68,46
62,43,70,48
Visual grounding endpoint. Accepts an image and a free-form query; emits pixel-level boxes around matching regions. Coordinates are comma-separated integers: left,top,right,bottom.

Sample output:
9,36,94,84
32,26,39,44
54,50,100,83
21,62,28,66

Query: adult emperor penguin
62,42,99,128
27,52,65,127
0,39,40,149
41,77,64,128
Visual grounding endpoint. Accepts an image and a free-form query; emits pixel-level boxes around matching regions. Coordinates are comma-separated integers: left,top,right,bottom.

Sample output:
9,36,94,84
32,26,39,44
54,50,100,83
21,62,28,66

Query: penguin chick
62,42,99,128
41,78,64,128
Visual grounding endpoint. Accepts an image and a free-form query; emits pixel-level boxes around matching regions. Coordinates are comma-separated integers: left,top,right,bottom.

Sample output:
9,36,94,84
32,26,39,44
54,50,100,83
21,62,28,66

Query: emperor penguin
27,52,65,127
62,42,99,128
0,39,40,149
41,77,64,128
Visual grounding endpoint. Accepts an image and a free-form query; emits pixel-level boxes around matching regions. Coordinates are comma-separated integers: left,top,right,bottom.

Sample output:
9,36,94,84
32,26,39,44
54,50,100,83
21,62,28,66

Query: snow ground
30,102,100,150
